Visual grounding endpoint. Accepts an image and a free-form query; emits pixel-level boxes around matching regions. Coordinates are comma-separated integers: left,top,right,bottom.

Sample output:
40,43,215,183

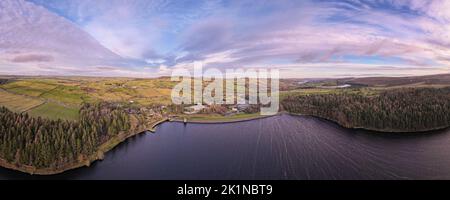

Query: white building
184,103,206,114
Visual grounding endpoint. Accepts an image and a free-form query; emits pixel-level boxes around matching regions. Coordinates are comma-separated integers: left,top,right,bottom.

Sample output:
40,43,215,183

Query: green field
1,79,58,96
40,85,87,106
27,102,80,121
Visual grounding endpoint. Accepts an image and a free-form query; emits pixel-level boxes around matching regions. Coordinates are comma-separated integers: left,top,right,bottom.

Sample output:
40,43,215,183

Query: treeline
0,79,9,85
282,87,450,132
0,103,130,169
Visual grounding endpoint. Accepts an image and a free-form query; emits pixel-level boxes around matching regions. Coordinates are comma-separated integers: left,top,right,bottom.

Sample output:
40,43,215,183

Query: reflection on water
1,114,450,180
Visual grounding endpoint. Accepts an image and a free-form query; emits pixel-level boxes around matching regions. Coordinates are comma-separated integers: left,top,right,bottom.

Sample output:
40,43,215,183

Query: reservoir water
1,114,450,180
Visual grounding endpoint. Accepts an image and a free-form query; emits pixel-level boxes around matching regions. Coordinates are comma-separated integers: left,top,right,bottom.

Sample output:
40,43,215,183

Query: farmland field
0,77,176,121
40,85,87,106
27,102,80,121
0,89,44,112
0,79,58,96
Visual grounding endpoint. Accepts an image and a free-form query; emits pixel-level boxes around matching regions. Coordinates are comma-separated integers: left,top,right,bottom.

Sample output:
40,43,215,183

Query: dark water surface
1,114,450,180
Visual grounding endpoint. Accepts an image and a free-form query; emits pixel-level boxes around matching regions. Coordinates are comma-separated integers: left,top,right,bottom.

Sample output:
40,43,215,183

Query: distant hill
342,74,450,87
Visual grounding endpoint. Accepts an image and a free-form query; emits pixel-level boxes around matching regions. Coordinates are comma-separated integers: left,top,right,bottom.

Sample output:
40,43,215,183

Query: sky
0,0,450,78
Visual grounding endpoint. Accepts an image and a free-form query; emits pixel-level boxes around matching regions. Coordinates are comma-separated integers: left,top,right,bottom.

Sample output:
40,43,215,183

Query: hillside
0,77,175,121
342,74,450,87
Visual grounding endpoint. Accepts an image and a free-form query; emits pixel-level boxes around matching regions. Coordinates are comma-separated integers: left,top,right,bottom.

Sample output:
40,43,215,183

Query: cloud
1,0,449,77
0,0,125,64
29,0,196,60
167,0,450,75
0,0,152,76
181,18,233,54
11,54,54,63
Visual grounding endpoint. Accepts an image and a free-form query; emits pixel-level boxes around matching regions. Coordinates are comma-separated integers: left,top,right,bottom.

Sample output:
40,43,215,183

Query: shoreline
1,111,448,176
172,113,276,124
0,127,150,175
0,115,155,175
0,113,272,175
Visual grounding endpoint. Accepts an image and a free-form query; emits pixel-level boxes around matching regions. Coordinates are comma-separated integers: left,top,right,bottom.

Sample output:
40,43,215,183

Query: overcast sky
1,0,449,78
